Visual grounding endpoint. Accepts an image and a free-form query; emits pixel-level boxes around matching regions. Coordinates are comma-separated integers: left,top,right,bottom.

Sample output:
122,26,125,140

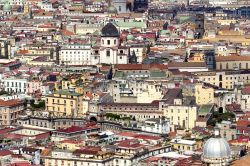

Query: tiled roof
73,146,101,156
116,139,144,149
0,150,12,156
117,132,137,137
114,64,167,70
216,55,250,62
35,132,50,140
237,120,250,127
168,62,207,68
134,134,162,140
242,86,250,95
0,99,23,107
56,125,99,133
0,128,15,135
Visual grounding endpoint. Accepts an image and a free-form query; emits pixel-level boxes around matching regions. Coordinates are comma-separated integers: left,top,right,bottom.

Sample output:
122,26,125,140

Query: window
107,40,110,45
106,50,110,57
219,74,222,81
119,6,121,12
114,40,117,45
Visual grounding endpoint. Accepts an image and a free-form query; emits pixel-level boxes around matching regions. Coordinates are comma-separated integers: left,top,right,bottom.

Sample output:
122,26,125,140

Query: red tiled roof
117,132,137,137
134,134,162,140
4,133,27,140
0,128,15,135
229,136,249,144
168,62,206,68
35,132,50,140
237,120,250,127
10,161,31,166
56,125,99,133
0,150,12,156
216,55,250,62
60,29,75,36
73,146,101,156
60,139,83,144
0,99,23,107
226,103,242,112
114,64,167,70
242,86,250,95
116,139,145,149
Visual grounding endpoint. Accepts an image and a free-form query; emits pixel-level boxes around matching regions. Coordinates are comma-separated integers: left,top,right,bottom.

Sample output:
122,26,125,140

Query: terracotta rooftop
233,154,250,166
168,62,207,68
114,64,167,70
116,139,145,149
56,125,99,133
242,86,250,95
0,99,23,107
216,55,250,62
0,150,12,156
134,134,162,140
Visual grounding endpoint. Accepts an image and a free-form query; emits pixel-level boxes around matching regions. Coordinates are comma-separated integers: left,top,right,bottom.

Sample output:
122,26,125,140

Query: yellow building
57,140,84,151
45,89,84,117
216,56,250,70
61,77,85,94
23,5,29,14
196,70,250,90
201,30,250,46
170,138,201,151
195,84,214,105
161,102,198,129
189,52,205,62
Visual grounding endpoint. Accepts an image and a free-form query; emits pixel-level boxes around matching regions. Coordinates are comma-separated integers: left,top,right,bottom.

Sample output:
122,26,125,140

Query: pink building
26,80,43,95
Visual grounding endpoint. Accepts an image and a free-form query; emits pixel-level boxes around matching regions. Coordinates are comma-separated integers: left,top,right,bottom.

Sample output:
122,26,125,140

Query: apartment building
1,78,27,93
26,80,43,95
216,56,250,71
45,89,84,117
59,44,92,65
195,83,214,105
196,70,250,89
0,99,24,126
161,102,198,130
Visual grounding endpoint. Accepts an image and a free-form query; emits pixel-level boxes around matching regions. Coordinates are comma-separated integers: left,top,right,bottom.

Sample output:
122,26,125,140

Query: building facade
45,89,84,117
0,99,24,126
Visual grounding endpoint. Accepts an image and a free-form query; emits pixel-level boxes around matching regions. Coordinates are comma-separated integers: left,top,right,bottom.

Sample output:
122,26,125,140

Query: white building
209,0,237,6
1,78,27,94
59,44,92,65
37,1,54,11
141,118,170,134
112,0,128,13
129,46,144,63
0,94,26,101
99,23,128,64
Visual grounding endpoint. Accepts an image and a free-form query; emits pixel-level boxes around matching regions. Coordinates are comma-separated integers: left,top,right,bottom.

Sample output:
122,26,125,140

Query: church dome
203,138,231,158
108,6,117,14
101,23,119,37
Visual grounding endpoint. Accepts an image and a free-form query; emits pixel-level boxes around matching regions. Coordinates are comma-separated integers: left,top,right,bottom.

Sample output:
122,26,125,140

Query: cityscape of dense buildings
0,0,250,165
